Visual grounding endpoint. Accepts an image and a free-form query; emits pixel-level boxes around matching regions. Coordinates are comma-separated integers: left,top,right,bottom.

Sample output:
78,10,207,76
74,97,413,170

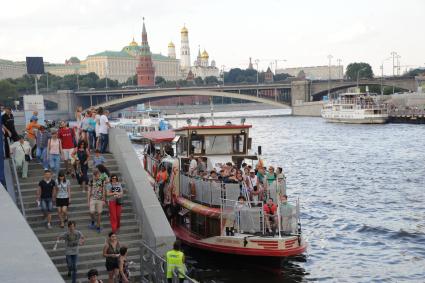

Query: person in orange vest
156,166,168,205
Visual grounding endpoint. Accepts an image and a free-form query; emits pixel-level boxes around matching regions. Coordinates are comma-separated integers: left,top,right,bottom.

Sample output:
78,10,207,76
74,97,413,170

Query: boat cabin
173,123,255,169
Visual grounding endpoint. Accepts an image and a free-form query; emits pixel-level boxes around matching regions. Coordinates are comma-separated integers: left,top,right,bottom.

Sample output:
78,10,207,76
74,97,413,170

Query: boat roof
339,92,366,96
175,124,252,131
142,130,175,143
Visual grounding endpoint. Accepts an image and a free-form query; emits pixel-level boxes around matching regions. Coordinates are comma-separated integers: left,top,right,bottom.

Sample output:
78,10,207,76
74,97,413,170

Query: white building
190,48,219,79
276,65,344,80
0,59,26,80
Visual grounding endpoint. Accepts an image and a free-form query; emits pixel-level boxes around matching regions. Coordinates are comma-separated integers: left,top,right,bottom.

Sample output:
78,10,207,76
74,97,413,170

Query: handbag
116,197,123,206
20,144,31,162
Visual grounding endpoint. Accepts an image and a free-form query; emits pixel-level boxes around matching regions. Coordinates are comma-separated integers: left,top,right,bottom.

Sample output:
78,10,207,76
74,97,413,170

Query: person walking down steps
56,221,85,283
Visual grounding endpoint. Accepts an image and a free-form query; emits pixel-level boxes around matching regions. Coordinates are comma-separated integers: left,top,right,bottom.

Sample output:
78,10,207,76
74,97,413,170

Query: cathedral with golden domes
167,25,219,80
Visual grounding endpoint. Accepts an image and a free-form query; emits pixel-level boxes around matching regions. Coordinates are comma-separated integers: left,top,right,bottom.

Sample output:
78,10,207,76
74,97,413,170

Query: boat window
205,135,232,154
177,136,188,156
191,134,204,154
232,134,245,153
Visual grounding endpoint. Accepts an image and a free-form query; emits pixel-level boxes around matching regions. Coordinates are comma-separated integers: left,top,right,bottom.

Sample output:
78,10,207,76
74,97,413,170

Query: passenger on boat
263,198,278,234
246,169,263,206
188,154,197,176
234,195,248,233
196,157,207,173
156,166,168,205
265,166,277,187
279,194,295,234
208,170,219,181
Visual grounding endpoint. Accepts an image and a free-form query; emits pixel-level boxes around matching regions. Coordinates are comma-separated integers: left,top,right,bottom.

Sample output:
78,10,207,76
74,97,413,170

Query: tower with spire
248,57,253,70
180,25,191,70
136,18,155,87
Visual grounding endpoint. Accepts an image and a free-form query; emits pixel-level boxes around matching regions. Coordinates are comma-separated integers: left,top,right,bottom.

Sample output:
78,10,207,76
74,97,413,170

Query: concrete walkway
20,153,143,282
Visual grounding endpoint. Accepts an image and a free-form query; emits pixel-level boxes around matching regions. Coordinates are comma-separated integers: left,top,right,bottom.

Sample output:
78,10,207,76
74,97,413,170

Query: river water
134,110,425,282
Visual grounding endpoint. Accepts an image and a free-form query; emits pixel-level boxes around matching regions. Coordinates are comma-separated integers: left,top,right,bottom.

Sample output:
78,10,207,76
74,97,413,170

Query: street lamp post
255,59,260,97
356,67,367,91
337,58,342,80
327,54,333,99
275,59,287,74
221,65,225,86
380,57,391,95
390,51,397,94
105,61,109,89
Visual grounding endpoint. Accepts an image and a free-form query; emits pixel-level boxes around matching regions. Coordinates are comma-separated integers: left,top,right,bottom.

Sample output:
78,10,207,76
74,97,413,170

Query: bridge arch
312,82,412,101
84,90,290,112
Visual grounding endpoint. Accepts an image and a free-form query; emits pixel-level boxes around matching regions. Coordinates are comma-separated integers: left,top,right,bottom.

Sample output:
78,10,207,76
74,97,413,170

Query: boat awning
142,130,175,144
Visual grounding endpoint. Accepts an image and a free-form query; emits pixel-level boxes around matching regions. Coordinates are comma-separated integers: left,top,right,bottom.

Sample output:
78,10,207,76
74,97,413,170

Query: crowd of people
185,154,287,205
1,106,133,283
184,154,295,235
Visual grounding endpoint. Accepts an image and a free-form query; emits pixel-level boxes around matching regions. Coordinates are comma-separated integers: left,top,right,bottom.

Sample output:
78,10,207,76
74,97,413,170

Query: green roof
88,50,132,58
87,47,178,62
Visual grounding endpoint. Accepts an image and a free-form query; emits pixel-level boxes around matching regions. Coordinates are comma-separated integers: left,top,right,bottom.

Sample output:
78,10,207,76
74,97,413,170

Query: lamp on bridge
356,67,367,92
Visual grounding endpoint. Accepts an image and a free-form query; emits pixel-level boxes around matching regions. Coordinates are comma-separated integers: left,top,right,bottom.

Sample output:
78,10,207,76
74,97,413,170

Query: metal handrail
140,240,198,283
8,138,26,218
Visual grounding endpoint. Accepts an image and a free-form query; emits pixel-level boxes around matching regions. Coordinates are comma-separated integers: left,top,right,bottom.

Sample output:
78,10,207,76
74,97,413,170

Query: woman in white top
10,135,31,178
55,170,71,228
47,131,63,177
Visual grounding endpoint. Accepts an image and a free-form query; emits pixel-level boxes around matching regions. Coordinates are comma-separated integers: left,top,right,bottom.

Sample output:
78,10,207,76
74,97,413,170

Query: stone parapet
109,128,175,255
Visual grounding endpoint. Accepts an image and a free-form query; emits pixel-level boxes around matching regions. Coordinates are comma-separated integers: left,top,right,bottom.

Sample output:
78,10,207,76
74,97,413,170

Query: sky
1,0,424,75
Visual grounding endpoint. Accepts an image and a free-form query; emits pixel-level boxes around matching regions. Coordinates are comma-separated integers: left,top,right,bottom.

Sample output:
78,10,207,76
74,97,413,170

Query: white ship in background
321,93,388,124
113,107,170,142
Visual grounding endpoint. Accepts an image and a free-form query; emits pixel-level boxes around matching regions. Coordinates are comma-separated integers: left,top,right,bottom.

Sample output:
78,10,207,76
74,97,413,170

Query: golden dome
201,49,209,59
168,41,175,48
181,26,188,34
129,37,138,47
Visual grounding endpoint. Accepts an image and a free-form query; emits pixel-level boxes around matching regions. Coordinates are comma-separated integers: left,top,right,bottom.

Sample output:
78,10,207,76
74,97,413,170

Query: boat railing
220,198,300,236
180,174,240,206
221,199,265,235
179,174,288,207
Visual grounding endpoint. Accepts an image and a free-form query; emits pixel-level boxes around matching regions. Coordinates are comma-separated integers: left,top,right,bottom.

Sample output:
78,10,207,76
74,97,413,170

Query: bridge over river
39,77,420,116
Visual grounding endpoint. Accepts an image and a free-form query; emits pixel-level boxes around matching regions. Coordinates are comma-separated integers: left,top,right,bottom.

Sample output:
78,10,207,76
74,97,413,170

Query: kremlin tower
168,41,176,59
180,25,191,70
136,18,155,87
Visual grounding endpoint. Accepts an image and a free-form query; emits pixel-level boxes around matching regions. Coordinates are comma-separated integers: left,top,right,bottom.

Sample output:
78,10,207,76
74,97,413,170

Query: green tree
176,79,189,87
345,62,374,80
205,76,219,85
0,80,19,105
194,76,204,86
124,74,137,86
62,74,78,90
404,68,425,77
155,76,166,86
274,73,291,82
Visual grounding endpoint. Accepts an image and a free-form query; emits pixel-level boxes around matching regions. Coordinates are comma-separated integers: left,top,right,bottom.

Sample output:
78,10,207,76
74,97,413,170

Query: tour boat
321,92,388,124
142,118,307,258
113,108,170,142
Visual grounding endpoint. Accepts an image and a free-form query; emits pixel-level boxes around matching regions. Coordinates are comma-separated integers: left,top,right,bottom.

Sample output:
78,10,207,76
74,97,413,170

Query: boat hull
173,224,307,257
322,116,388,124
